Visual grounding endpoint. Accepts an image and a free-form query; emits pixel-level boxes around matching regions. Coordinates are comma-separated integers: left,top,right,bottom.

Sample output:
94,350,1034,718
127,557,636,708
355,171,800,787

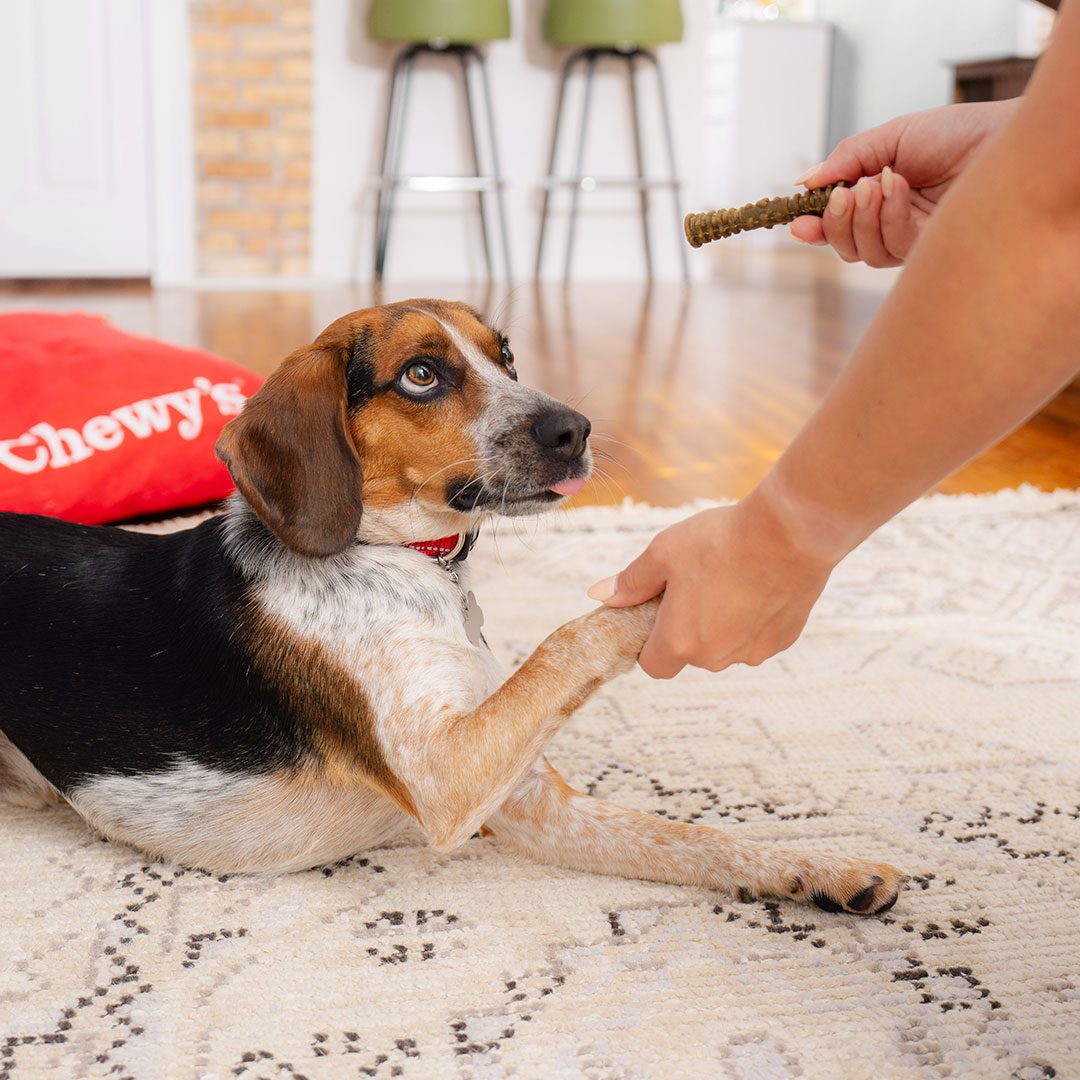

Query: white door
0,0,152,277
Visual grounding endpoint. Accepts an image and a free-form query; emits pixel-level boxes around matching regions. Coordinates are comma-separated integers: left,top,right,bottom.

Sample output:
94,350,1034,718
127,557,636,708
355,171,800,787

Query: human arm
590,5,1080,678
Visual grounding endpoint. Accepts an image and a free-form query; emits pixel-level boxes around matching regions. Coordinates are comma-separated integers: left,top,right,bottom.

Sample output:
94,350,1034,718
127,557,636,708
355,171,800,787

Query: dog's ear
216,344,363,557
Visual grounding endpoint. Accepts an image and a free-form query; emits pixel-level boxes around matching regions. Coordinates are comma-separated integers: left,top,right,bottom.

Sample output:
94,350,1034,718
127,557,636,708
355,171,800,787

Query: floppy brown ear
216,345,362,557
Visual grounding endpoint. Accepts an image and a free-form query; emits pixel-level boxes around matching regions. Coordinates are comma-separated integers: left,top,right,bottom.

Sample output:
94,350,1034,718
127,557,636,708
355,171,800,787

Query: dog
0,300,904,915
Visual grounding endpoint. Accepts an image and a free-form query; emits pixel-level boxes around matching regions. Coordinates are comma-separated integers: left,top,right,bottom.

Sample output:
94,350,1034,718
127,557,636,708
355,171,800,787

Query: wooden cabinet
951,57,1039,104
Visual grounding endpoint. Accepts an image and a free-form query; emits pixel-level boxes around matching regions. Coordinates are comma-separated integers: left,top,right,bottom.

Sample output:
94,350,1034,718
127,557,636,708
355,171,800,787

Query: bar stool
535,0,689,282
369,0,513,282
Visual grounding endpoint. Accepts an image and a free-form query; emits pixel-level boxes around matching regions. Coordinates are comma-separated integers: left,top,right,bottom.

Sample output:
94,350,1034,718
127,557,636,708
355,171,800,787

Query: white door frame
146,0,196,285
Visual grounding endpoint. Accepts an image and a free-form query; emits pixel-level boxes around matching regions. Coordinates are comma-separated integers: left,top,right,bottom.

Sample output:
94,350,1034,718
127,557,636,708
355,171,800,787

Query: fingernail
881,164,895,198
790,229,824,246
854,177,871,210
795,162,823,186
587,575,617,602
828,186,849,217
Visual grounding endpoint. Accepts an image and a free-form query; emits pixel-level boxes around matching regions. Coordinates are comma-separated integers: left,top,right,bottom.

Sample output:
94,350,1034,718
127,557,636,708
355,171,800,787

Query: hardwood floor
3,249,1077,507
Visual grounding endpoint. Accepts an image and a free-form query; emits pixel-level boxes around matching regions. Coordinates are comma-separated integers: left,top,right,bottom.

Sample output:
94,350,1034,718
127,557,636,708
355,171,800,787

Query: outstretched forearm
590,8,1080,680
759,8,1080,561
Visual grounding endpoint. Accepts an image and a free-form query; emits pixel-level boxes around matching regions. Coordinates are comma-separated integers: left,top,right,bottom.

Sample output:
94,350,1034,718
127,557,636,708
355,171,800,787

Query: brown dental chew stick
684,183,847,247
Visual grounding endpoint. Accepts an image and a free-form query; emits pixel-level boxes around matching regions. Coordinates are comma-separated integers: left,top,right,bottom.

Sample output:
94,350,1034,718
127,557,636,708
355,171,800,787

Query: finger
636,609,687,680
879,167,919,261
797,115,908,189
850,177,900,268
586,546,666,608
820,185,859,262
789,216,826,245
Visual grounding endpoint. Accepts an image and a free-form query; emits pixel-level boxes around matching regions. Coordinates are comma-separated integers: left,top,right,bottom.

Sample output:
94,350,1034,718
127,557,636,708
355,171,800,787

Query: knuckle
833,135,858,162
646,533,672,563
668,635,695,664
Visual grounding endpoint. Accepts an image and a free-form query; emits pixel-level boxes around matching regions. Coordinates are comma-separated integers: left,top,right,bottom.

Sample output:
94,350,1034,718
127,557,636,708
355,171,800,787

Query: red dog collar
402,532,476,562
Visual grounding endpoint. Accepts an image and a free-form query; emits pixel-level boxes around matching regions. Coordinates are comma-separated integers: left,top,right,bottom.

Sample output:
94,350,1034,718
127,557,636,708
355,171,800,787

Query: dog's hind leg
484,759,906,917
0,729,63,809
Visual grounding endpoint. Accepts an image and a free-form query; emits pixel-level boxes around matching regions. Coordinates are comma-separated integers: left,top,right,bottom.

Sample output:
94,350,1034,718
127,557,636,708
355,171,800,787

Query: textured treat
685,183,847,247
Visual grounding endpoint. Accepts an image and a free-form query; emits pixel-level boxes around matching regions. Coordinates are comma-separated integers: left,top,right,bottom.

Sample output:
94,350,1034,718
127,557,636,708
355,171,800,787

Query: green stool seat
368,1,513,281
544,0,683,49
368,0,511,45
535,1,688,280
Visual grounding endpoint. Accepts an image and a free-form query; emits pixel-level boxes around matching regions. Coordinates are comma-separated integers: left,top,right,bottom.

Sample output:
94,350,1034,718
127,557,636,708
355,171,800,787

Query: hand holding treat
788,99,1019,266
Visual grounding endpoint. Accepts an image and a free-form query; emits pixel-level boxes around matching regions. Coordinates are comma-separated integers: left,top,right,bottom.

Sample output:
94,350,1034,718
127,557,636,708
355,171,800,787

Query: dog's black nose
531,408,591,461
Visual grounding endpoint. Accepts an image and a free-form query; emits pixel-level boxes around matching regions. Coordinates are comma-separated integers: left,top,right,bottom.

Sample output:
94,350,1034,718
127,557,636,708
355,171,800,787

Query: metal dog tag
463,589,485,647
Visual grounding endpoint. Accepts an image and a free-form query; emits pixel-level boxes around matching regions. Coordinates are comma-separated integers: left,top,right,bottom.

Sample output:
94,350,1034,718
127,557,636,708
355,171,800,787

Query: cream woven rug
2,489,1078,1079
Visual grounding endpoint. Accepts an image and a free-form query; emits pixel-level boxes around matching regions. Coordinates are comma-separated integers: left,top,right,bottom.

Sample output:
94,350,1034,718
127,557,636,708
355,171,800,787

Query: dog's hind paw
784,857,907,917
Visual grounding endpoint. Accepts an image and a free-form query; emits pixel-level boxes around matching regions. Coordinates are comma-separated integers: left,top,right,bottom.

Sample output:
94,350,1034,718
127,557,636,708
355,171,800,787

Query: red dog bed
0,313,263,524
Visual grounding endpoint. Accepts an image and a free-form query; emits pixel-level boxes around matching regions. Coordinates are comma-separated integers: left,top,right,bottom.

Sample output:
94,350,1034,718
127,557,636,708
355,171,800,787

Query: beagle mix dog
0,300,904,916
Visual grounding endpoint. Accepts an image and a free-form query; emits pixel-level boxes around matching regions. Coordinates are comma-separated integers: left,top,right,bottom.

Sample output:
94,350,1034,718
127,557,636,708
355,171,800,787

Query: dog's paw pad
799,863,906,917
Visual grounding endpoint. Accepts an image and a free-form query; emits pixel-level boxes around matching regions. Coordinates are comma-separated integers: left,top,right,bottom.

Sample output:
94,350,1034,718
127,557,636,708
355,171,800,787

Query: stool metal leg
626,51,654,280
375,46,417,282
565,49,598,284
374,48,409,281
472,46,514,283
457,50,494,280
641,49,689,283
535,50,581,280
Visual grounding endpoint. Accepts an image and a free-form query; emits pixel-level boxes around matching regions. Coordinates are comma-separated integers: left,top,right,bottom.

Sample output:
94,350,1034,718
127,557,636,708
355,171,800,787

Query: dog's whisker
589,432,645,460
412,455,490,499
590,449,633,479
589,468,624,504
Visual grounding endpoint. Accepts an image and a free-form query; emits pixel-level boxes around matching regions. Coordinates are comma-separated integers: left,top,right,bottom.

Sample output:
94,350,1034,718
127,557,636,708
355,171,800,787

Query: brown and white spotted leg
380,600,662,852
484,759,906,917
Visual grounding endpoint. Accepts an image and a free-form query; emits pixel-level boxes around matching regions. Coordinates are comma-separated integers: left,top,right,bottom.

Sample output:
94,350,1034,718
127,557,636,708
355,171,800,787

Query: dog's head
215,300,591,556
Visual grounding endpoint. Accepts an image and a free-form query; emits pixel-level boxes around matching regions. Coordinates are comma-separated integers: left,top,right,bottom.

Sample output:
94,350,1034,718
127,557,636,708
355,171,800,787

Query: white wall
313,0,708,283
310,0,1051,285
819,0,1047,145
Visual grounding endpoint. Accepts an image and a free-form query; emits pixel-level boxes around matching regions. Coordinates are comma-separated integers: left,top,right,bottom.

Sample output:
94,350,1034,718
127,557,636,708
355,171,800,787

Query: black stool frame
536,47,689,283
374,43,513,283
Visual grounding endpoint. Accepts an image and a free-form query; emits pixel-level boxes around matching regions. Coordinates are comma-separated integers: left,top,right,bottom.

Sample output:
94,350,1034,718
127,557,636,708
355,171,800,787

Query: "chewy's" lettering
0,377,248,476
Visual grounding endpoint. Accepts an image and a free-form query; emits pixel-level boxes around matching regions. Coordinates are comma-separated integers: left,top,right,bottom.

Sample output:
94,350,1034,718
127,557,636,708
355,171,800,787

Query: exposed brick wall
190,1,312,277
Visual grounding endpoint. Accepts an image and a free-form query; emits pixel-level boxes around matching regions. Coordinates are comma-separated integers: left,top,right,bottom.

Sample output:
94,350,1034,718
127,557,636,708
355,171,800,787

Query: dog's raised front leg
484,760,906,916
379,600,660,851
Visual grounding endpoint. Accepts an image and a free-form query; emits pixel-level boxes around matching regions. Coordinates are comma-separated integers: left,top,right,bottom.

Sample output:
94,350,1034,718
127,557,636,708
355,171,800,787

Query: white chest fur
254,543,504,716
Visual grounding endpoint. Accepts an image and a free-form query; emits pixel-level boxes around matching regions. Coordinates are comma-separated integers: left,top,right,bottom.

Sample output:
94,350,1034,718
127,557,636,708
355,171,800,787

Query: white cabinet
702,19,832,245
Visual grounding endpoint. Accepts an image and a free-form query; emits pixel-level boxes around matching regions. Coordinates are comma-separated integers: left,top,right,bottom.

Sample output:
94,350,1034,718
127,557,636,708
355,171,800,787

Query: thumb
587,546,666,608
798,115,906,189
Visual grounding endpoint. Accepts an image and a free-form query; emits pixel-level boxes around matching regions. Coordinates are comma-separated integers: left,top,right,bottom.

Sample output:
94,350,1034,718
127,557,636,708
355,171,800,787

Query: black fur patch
0,513,312,793
810,892,845,913
346,326,376,407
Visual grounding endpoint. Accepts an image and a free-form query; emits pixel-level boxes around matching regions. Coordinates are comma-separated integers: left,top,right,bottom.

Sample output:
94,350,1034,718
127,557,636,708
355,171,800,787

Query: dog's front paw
782,856,907,917
590,598,661,676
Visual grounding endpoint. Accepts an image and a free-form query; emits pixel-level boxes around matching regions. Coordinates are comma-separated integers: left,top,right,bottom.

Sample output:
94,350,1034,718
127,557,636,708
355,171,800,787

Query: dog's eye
401,362,439,393
499,342,517,380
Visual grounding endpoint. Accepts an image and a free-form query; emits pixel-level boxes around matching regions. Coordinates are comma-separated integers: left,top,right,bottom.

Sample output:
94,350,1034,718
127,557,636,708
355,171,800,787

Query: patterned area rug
2,489,1078,1079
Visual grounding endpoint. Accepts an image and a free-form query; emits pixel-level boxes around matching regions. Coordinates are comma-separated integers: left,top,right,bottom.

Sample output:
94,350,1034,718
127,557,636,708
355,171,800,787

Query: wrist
743,468,867,571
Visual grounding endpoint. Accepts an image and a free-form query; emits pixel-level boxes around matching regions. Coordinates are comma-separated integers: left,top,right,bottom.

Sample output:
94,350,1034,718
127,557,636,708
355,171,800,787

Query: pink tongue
549,478,586,496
